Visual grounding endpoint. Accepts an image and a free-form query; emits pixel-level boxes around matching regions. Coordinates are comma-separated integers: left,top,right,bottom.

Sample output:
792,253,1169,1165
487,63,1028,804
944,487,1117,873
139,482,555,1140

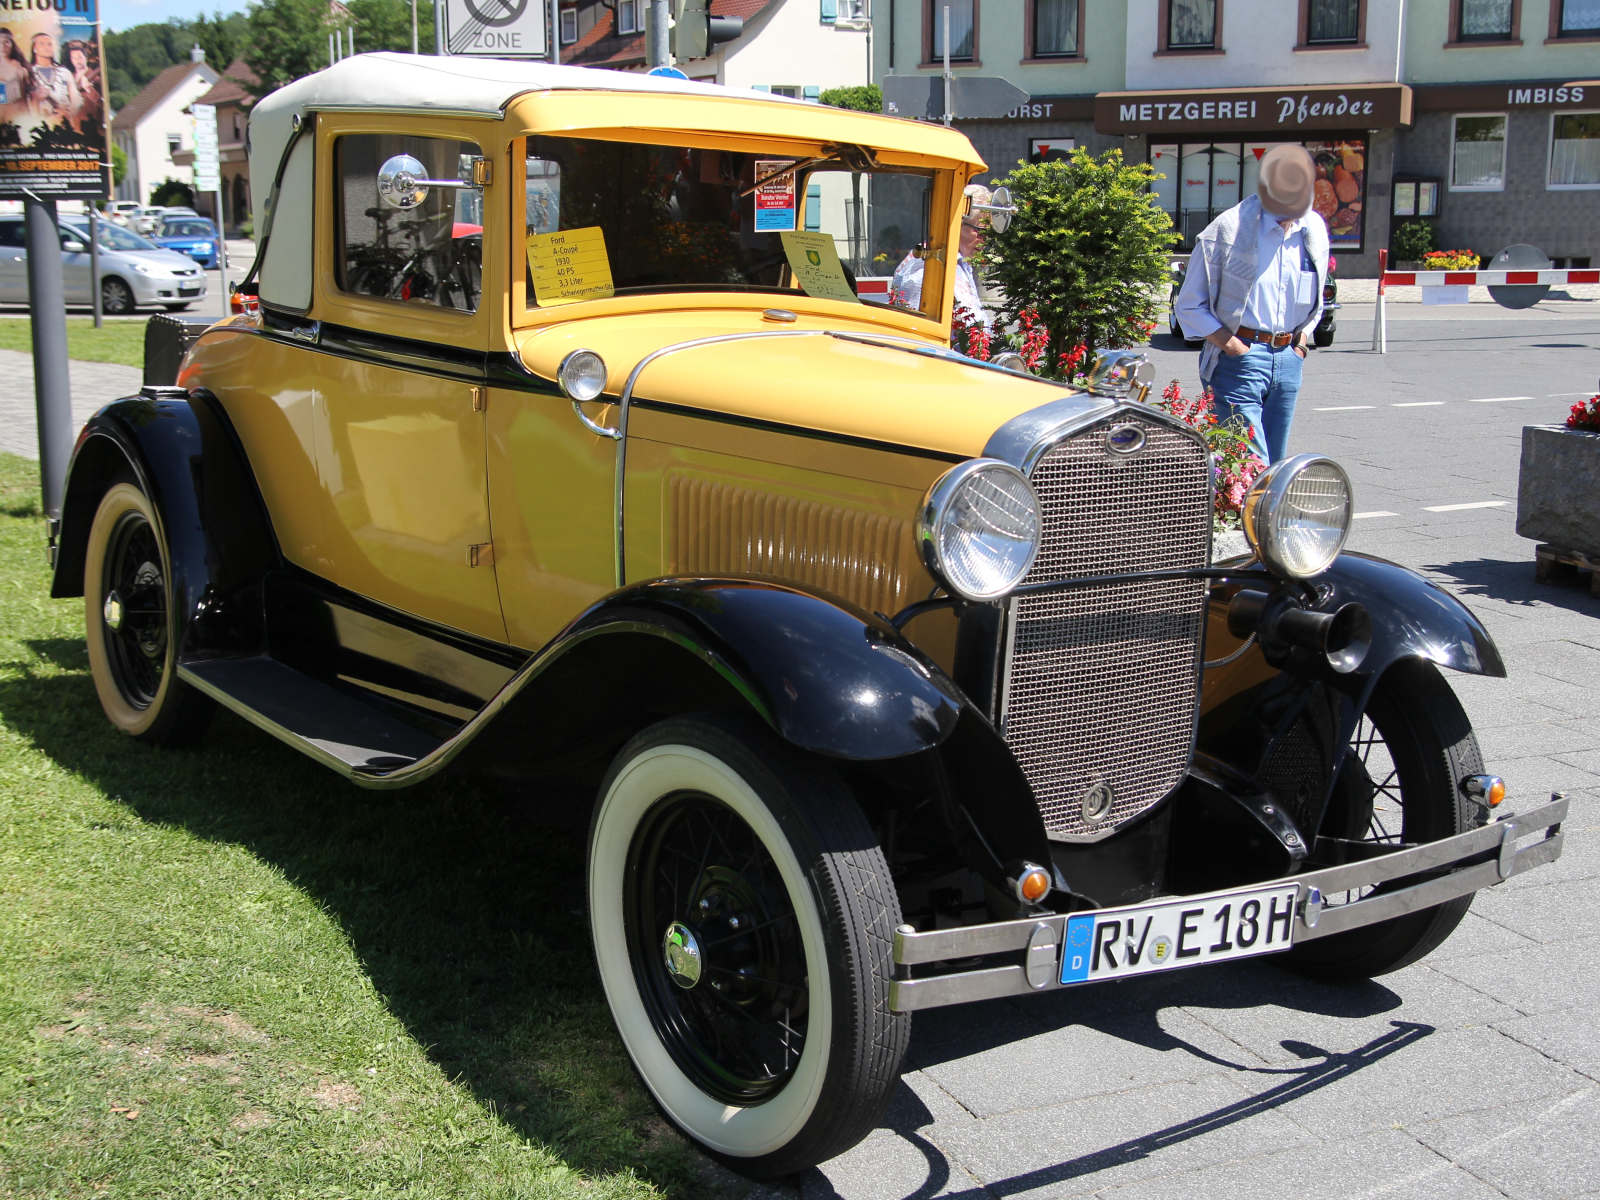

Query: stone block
1516,425,1600,557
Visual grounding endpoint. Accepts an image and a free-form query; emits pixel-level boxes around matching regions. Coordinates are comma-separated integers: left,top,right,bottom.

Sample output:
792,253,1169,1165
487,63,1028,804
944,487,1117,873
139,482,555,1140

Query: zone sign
443,0,548,57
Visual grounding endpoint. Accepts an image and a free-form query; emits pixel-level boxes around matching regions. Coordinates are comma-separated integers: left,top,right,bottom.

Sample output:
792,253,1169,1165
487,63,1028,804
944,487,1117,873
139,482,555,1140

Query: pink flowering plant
1159,380,1267,531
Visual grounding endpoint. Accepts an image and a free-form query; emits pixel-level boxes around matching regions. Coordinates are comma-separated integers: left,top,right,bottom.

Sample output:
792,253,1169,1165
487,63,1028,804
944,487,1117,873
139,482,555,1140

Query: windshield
519,135,935,315
65,222,158,252
160,220,214,237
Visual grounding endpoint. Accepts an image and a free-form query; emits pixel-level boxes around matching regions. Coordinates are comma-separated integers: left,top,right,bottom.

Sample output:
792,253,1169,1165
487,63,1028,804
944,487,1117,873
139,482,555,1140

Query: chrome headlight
1242,454,1353,579
920,459,1041,602
557,348,608,401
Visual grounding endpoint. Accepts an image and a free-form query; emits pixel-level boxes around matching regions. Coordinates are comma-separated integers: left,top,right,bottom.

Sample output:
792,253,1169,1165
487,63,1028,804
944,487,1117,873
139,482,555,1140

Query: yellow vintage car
51,54,1564,1177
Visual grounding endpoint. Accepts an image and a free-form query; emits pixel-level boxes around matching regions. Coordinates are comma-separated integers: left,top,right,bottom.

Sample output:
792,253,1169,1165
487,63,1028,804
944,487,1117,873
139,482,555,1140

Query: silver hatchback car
0,216,208,314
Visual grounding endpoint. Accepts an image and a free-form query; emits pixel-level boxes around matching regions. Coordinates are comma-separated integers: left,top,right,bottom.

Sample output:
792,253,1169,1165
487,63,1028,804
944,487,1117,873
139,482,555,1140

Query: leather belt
1235,325,1296,348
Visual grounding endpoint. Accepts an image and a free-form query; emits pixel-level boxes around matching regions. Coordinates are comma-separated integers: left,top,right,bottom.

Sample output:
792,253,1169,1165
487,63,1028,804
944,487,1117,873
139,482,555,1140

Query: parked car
104,201,142,227
51,55,1565,1179
132,206,169,234
1314,253,1340,347
152,215,221,269
1168,252,1340,348
0,215,207,313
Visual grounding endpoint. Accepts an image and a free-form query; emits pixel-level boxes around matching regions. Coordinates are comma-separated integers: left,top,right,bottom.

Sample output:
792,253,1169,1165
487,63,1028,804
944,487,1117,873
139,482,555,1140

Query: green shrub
149,177,195,208
979,148,1175,379
819,84,881,113
1392,219,1436,263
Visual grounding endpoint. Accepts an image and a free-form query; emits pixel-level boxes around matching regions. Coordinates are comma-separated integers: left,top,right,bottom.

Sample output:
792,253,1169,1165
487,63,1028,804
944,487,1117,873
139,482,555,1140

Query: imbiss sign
1095,84,1411,135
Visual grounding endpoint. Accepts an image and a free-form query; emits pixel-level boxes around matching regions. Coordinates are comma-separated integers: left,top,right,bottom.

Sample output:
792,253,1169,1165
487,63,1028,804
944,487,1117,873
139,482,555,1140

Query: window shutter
805,182,822,231
821,0,837,23
803,84,821,101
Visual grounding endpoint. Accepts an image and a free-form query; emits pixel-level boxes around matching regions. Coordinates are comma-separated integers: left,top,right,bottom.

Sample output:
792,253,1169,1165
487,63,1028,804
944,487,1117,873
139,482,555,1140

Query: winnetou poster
0,0,108,198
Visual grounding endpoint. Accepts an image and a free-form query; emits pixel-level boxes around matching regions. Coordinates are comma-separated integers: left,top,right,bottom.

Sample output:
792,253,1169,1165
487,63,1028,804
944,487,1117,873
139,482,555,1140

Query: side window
0,221,25,248
335,132,483,313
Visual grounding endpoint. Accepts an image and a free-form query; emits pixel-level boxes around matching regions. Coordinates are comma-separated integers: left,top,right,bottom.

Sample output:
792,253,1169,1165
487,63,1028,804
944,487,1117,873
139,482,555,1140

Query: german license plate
1060,882,1299,985
178,286,202,296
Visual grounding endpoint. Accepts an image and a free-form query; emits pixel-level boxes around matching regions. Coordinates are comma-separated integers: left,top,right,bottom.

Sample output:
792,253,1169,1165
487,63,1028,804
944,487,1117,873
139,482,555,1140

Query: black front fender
1320,551,1504,681
1200,550,1504,840
424,577,968,783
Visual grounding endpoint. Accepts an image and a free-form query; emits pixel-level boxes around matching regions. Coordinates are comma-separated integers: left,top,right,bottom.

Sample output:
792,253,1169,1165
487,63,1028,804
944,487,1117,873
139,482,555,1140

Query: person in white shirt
1174,146,1328,463
889,183,992,332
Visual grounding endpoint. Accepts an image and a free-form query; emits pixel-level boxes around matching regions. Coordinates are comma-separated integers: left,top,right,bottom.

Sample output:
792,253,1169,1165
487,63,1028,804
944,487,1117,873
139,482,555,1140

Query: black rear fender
51,392,279,659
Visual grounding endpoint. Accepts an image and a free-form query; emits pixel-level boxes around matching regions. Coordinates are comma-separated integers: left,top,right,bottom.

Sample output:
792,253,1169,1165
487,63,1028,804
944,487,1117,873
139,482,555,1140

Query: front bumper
889,794,1567,1013
132,274,208,304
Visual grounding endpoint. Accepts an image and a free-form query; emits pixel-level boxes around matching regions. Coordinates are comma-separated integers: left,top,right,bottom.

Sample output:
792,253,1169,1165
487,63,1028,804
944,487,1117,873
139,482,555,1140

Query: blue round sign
647,66,690,79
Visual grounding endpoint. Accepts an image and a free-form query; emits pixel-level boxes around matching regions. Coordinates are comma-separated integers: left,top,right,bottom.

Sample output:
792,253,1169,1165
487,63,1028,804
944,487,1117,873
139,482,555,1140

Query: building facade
171,59,259,237
109,48,220,205
874,0,1598,275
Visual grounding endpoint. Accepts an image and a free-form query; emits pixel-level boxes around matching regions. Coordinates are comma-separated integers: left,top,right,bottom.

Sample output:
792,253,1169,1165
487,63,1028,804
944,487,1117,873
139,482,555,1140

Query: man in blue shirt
1174,146,1328,463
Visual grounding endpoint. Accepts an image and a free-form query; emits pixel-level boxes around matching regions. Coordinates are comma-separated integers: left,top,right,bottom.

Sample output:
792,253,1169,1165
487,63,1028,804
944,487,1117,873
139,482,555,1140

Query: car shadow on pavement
0,649,708,1193
855,1021,1432,1200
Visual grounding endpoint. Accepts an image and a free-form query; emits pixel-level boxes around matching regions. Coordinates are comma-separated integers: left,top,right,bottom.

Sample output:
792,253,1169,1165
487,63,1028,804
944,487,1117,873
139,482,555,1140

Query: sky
102,0,248,34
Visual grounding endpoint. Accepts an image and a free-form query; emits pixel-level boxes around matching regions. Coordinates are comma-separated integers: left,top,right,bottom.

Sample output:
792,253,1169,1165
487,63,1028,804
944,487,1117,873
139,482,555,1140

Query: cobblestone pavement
0,349,141,459
803,307,1600,1199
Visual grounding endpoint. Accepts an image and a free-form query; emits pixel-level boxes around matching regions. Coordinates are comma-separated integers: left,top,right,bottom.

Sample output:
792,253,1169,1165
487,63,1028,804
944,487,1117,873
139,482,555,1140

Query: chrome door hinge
471,386,485,412
466,542,495,568
912,243,945,263
471,158,492,187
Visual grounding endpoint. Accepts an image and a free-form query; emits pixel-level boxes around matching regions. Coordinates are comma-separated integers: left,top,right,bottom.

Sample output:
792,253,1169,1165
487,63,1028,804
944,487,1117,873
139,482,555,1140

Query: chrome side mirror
969,185,1018,234
1087,351,1155,401
377,153,489,210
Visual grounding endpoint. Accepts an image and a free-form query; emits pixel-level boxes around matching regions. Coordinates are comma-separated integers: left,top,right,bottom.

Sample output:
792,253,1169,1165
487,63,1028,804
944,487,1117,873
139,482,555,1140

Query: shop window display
1150,138,1367,252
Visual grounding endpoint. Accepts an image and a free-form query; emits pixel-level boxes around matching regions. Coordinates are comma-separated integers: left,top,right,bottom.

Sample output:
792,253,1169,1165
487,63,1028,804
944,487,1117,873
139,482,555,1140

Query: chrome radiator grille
1002,412,1214,840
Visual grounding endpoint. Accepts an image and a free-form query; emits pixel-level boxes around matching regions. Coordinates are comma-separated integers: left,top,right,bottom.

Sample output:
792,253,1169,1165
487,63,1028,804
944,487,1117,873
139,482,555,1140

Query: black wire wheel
1287,659,1486,981
589,715,908,1177
84,481,215,745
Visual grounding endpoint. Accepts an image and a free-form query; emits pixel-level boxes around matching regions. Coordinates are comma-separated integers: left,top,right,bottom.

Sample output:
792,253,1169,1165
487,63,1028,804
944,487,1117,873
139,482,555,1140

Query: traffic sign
192,104,221,193
443,0,548,56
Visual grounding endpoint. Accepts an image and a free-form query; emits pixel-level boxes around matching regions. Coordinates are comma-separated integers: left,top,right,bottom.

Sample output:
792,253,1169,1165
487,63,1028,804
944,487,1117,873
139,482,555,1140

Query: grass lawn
0,320,149,368
0,452,740,1198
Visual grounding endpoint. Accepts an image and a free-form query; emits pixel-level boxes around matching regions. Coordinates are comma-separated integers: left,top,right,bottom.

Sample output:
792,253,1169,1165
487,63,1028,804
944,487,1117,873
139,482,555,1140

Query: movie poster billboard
0,0,109,198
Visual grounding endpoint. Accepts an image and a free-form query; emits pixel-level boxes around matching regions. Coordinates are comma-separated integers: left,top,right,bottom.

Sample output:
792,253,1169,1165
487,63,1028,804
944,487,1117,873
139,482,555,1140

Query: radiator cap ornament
1081,779,1116,824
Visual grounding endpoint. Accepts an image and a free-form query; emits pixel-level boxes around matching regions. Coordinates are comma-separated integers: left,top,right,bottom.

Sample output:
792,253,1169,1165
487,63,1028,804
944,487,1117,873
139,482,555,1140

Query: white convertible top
250,52,795,210
248,53,800,313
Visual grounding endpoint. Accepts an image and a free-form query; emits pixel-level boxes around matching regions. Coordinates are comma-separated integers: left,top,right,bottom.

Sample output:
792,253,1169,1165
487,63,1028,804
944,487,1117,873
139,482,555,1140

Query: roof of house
194,58,260,109
110,60,219,133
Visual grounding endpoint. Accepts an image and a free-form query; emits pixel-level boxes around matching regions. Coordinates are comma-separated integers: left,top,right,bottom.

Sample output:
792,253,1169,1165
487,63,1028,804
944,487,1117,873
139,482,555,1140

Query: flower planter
1516,424,1600,559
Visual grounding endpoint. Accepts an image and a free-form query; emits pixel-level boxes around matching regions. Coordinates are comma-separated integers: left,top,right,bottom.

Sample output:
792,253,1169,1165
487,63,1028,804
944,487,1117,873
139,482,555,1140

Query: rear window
161,220,214,237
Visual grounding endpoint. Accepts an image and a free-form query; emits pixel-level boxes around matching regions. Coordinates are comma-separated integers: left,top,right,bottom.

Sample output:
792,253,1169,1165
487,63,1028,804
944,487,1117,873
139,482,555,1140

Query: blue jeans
1209,343,1304,464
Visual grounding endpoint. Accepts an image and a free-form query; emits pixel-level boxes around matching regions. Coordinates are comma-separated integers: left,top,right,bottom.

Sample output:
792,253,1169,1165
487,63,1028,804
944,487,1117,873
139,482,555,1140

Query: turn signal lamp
1012,862,1052,905
1461,774,1506,808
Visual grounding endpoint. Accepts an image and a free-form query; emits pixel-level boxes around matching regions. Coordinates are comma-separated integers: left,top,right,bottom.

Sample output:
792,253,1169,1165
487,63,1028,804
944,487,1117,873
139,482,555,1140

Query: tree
245,0,333,94
978,148,1176,380
110,142,128,187
103,14,252,110
150,177,196,207
819,85,881,113
244,0,435,96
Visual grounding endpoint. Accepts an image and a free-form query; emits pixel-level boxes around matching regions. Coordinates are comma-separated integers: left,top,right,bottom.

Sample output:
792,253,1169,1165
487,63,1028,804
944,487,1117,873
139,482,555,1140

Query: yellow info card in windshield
527,226,615,306
780,231,860,305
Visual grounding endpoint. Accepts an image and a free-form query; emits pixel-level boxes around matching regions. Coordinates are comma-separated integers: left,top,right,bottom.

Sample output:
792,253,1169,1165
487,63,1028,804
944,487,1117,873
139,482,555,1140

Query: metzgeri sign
1094,84,1411,135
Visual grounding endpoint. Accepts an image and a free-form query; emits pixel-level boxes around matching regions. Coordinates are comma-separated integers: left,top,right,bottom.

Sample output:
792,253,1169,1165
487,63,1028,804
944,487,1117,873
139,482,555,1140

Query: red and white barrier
1371,248,1595,352
856,276,891,298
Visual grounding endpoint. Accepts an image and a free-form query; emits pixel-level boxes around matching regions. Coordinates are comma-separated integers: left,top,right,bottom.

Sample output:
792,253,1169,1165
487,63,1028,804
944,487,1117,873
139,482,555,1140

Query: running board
180,657,443,775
